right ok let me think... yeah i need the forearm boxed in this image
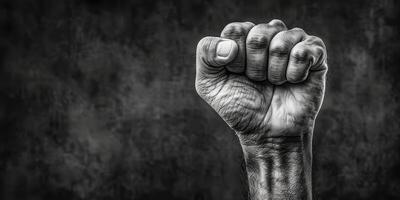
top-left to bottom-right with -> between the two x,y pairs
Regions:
195,18 -> 326,200
241,135 -> 312,200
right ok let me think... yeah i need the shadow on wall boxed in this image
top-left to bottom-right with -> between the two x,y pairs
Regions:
0,0 -> 399,199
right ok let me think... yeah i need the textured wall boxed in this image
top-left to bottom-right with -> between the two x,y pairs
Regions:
0,0 -> 399,199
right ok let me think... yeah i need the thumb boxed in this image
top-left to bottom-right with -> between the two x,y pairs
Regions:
196,36 -> 238,78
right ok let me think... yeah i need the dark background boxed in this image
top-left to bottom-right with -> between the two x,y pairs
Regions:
1,0 -> 399,199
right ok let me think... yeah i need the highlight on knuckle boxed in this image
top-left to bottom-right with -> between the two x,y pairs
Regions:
268,19 -> 286,29
247,35 -> 268,49
222,22 -> 248,37
290,27 -> 305,34
285,27 -> 306,40
307,36 -> 325,48
291,47 -> 310,62
270,40 -> 290,57
312,46 -> 324,58
197,37 -> 211,52
251,23 -> 269,32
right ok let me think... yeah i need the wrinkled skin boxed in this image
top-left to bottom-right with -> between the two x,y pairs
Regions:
195,19 -> 327,143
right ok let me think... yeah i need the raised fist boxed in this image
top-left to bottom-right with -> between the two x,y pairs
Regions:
195,19 -> 327,144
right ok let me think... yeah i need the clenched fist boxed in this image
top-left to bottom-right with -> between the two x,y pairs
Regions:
195,19 -> 327,144
195,19 -> 327,199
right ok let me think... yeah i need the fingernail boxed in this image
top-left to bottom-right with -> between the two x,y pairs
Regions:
217,40 -> 234,58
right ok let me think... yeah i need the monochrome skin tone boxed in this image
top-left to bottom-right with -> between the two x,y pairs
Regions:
195,19 -> 327,200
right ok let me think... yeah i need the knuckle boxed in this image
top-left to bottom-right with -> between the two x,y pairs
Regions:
199,36 -> 212,43
307,35 -> 322,42
270,40 -> 290,56
247,35 -> 268,49
288,27 -> 307,39
291,47 -> 310,62
244,21 -> 256,27
197,37 -> 220,66
306,35 -> 325,48
197,37 -> 212,51
304,36 -> 327,64
251,23 -> 269,33
290,27 -> 305,33
314,46 -> 325,57
268,19 -> 287,29
222,22 -> 253,37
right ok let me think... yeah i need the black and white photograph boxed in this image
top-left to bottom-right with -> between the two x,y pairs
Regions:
0,0 -> 399,199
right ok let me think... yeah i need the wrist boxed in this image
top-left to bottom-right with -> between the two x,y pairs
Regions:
240,135 -> 313,200
237,123 -> 314,146
240,136 -> 310,170
241,136 -> 304,155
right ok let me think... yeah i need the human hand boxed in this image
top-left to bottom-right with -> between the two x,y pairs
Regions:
195,19 -> 327,144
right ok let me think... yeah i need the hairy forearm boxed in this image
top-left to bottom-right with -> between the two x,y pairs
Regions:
241,135 -> 312,200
